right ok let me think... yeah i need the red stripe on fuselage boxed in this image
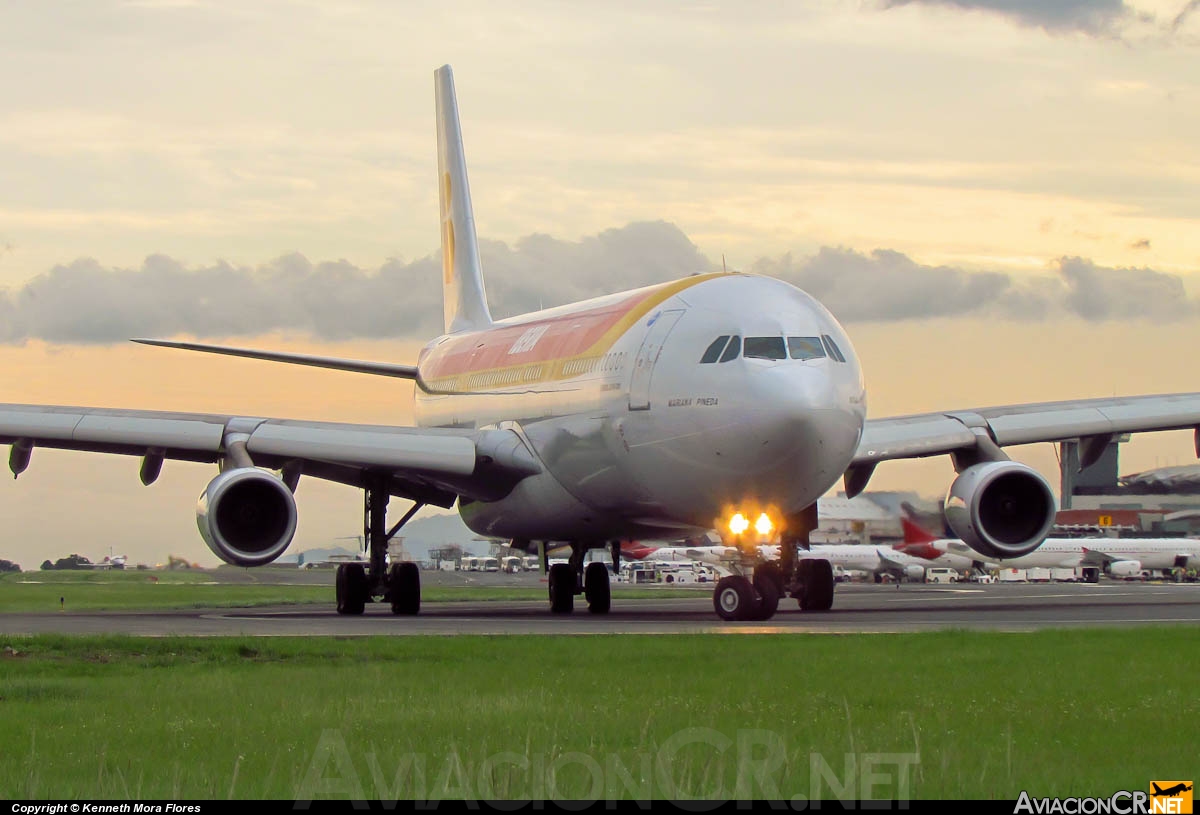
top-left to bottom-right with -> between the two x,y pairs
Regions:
419,276 -> 719,380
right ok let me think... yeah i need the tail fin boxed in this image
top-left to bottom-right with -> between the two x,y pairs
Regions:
901,516 -> 939,545
620,541 -> 658,560
435,65 -> 493,334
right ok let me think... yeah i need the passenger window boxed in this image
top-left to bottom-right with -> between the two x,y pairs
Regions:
743,337 -> 787,360
821,335 -> 846,363
700,336 -> 730,364
787,337 -> 826,361
719,335 -> 741,363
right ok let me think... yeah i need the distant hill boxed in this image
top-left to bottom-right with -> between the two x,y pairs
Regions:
283,512 -> 495,565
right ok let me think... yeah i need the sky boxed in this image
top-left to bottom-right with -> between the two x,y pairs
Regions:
2,0 -> 1200,567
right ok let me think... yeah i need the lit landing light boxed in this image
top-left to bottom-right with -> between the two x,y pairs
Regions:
729,513 -> 750,536
755,513 -> 773,537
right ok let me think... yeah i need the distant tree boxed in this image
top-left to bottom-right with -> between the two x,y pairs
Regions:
40,559 -> 54,571
430,544 -> 465,569
0,559 -> 20,573
51,554 -> 92,570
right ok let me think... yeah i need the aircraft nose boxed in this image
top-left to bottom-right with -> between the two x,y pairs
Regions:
744,363 -> 863,472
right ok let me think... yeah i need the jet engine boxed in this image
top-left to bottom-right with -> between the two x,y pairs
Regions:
196,468 -> 298,566
944,461 -> 1056,560
904,564 -> 927,581
1107,560 -> 1143,579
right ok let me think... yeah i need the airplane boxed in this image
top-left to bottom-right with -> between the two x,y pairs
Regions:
625,540 -> 935,586
896,516 -> 994,573
6,64 -> 1200,622
84,555 -> 128,570
1151,783 -> 1192,797
899,516 -> 1200,579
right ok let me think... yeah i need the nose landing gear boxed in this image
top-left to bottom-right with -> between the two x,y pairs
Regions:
710,502 -> 835,621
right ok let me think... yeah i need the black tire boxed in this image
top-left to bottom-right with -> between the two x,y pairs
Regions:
336,563 -> 368,615
751,565 -> 782,620
548,563 -> 575,614
794,559 -> 811,607
389,562 -> 421,615
584,562 -> 611,615
713,575 -> 755,621
800,558 -> 834,611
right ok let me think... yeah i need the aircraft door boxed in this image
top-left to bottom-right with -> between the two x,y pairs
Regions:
628,309 -> 685,411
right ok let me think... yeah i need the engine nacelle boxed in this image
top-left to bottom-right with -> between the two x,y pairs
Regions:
944,461 -> 1056,560
904,564 -> 927,581
197,467 -> 298,566
1107,560 -> 1143,579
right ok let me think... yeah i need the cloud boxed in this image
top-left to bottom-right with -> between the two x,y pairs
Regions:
881,0 -> 1133,35
0,222 -> 711,344
1171,0 -> 1200,32
1055,256 -> 1195,320
752,248 -> 1198,323
1,221 -> 1196,344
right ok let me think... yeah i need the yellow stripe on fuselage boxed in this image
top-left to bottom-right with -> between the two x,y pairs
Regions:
420,272 -> 729,394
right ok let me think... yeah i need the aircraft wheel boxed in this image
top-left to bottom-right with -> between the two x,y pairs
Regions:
389,562 -> 421,615
548,563 -> 575,614
800,559 -> 834,611
336,563 -> 368,615
713,575 -> 755,621
751,565 -> 782,620
584,562 -> 611,614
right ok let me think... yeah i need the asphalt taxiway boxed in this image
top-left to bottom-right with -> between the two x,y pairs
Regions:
2,581 -> 1198,636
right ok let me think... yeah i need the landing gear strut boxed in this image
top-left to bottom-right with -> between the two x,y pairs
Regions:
546,541 -> 612,615
335,473 -> 424,616
710,502 -> 835,621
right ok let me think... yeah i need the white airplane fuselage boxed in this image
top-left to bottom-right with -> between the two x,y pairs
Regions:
412,273 -> 867,542
930,537 -> 1200,570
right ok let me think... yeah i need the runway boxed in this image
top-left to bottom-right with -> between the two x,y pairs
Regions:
3,581 -> 1199,636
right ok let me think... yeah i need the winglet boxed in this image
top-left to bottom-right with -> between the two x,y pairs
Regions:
435,65 -> 493,334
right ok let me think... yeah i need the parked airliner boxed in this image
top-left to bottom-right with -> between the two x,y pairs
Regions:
909,523 -> 1200,579
6,65 -> 1200,621
624,541 -> 935,585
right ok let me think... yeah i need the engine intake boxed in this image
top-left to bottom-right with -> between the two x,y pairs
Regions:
197,467 -> 298,566
944,461 -> 1056,560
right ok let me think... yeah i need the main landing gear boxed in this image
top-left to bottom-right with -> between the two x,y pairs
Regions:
545,541 -> 617,615
335,473 -> 425,616
711,503 -> 835,622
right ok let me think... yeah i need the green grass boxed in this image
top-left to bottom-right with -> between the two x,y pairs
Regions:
0,630 -> 1195,800
0,571 -> 707,612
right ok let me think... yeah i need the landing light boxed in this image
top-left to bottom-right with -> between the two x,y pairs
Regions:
755,513 -> 773,537
729,513 -> 750,536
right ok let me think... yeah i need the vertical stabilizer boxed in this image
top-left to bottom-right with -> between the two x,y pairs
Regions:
435,65 -> 493,334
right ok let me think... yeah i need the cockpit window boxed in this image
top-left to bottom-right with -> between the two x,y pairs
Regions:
787,337 -> 826,361
719,335 -> 741,363
822,334 -> 847,363
699,336 -> 730,364
743,336 -> 787,360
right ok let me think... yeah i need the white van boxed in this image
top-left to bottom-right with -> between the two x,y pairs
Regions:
924,567 -> 959,584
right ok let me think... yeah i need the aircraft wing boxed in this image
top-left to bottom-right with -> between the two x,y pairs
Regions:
1078,548 -> 1115,566
847,392 -> 1200,495
0,403 -> 541,507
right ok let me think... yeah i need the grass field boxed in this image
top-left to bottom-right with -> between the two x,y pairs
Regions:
1,630 -> 1195,800
0,571 -> 708,612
